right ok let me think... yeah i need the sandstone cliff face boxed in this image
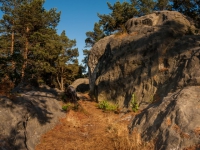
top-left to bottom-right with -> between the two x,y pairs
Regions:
88,11 -> 200,149
88,11 -> 199,107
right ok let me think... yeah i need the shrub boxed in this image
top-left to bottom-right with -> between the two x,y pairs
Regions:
130,94 -> 139,112
98,100 -> 118,111
62,103 -> 71,111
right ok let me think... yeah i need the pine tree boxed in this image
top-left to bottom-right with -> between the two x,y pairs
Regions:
0,0 -> 81,88
85,22 -> 104,47
98,1 -> 138,35
155,0 -> 170,10
131,0 -> 156,16
0,0 -> 23,56
0,0 -> 24,82
54,31 -> 79,90
13,0 -> 61,82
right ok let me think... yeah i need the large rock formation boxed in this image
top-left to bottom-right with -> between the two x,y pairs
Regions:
88,11 -> 199,107
88,11 -> 200,149
0,88 -> 65,150
70,78 -> 89,93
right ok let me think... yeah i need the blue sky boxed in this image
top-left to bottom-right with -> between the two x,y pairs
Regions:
0,0 -> 127,64
43,0 -> 126,64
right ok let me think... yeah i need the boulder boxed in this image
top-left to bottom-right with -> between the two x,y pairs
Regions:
88,11 -> 200,108
0,90 -> 65,150
129,86 -> 200,149
70,78 -> 89,93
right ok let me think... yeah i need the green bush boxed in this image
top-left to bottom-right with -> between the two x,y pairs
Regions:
130,94 -> 139,112
62,103 -> 71,111
98,100 -> 118,111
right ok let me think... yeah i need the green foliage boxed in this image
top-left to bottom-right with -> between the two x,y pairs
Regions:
155,0 -> 171,10
130,94 -> 139,112
85,22 -> 105,47
98,100 -> 118,111
62,102 -> 79,112
83,1 -> 138,73
62,103 -> 71,111
81,49 -> 90,74
0,0 -> 80,89
98,1 -> 138,35
131,0 -> 156,16
54,30 -> 79,90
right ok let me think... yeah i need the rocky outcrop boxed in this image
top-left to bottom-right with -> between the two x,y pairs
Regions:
129,86 -> 200,149
70,78 -> 89,93
0,89 -> 65,150
88,11 -> 199,107
88,11 -> 200,149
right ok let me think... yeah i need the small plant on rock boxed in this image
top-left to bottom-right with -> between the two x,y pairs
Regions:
130,94 -> 139,112
149,95 -> 154,103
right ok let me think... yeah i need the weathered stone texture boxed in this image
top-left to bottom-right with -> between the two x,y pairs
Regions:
0,90 -> 65,150
88,11 -> 199,108
129,86 -> 200,149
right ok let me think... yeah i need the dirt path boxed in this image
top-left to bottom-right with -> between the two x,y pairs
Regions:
35,93 -> 152,150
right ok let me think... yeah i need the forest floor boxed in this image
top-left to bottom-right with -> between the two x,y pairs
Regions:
35,92 -> 154,150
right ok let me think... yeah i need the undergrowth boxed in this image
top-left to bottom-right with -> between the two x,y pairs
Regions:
62,103 -> 71,111
97,100 -> 118,111
62,102 -> 79,111
130,94 -> 139,112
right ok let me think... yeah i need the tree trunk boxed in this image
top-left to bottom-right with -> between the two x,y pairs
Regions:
56,76 -> 64,91
21,27 -> 29,79
56,67 -> 65,91
11,30 -> 15,69
61,76 -> 64,91
11,30 -> 14,55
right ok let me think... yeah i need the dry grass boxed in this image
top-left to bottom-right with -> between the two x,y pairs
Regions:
114,31 -> 138,39
109,124 -> 154,150
36,93 -> 155,150
114,32 -> 129,39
